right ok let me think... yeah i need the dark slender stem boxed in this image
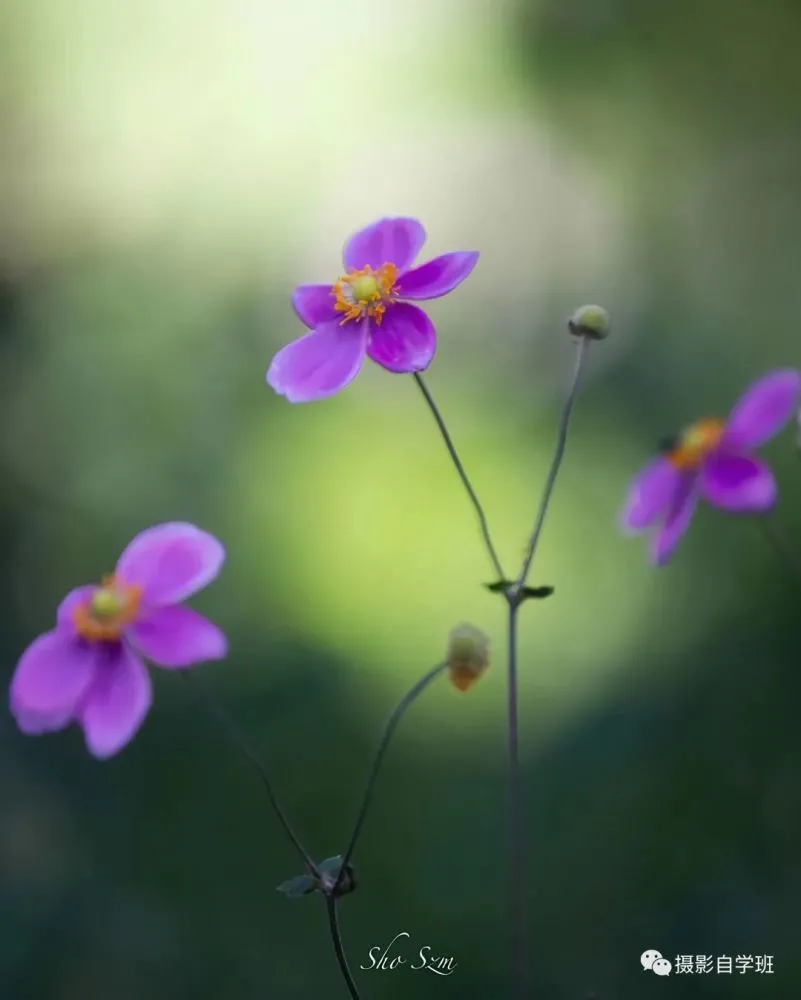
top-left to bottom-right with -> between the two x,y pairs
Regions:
759,515 -> 801,587
414,373 -> 506,582
326,663 -> 447,996
513,336 -> 590,592
502,334 -> 591,1000
180,672 -> 318,876
505,600 -> 527,1000
326,896 -> 362,1000
334,661 -> 448,892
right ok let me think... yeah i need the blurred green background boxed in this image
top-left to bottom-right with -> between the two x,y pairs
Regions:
2,0 -> 801,997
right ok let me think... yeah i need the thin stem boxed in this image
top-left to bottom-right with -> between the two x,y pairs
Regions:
503,335 -> 591,1000
326,896 -> 362,1000
414,373 -> 506,582
334,661 -> 448,891
514,336 -> 590,592
505,601 -> 527,1000
180,672 -> 318,876
758,515 -> 801,587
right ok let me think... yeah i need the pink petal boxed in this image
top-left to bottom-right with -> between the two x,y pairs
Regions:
57,585 -> 96,632
700,453 -> 777,511
78,644 -> 152,759
13,707 -> 68,736
342,217 -> 426,273
116,523 -> 226,607
619,457 -> 681,532
397,252 -> 479,300
129,606 -> 227,668
291,284 -> 337,328
266,320 -> 367,403
723,369 -> 801,449
650,473 -> 699,566
9,630 -> 95,734
366,303 -> 437,374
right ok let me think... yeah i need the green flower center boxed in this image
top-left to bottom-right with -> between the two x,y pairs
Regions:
350,275 -> 379,302
332,264 -> 400,327
90,587 -> 125,620
664,417 -> 725,470
73,574 -> 143,642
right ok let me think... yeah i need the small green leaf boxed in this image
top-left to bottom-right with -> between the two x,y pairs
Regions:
483,580 -> 555,600
317,855 -> 344,874
276,874 -> 317,898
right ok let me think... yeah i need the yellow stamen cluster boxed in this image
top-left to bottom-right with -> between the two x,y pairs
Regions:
665,418 -> 725,471
331,263 -> 400,326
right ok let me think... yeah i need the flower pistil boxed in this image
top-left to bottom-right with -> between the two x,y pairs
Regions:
662,417 -> 725,471
73,575 -> 143,642
332,263 -> 399,326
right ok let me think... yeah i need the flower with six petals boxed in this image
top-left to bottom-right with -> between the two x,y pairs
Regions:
267,216 -> 479,403
9,522 -> 227,759
621,369 -> 801,565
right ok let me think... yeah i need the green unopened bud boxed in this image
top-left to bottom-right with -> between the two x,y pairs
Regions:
568,304 -> 610,341
446,623 -> 490,692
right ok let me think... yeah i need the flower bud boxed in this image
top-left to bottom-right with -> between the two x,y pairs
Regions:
568,304 -> 610,341
446,623 -> 490,692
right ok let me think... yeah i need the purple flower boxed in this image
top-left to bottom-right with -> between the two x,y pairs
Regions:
267,216 -> 479,403
9,523 -> 227,759
621,369 -> 801,566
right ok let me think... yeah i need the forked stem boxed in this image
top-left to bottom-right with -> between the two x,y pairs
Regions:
325,661 -> 447,998
505,334 -> 592,1000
